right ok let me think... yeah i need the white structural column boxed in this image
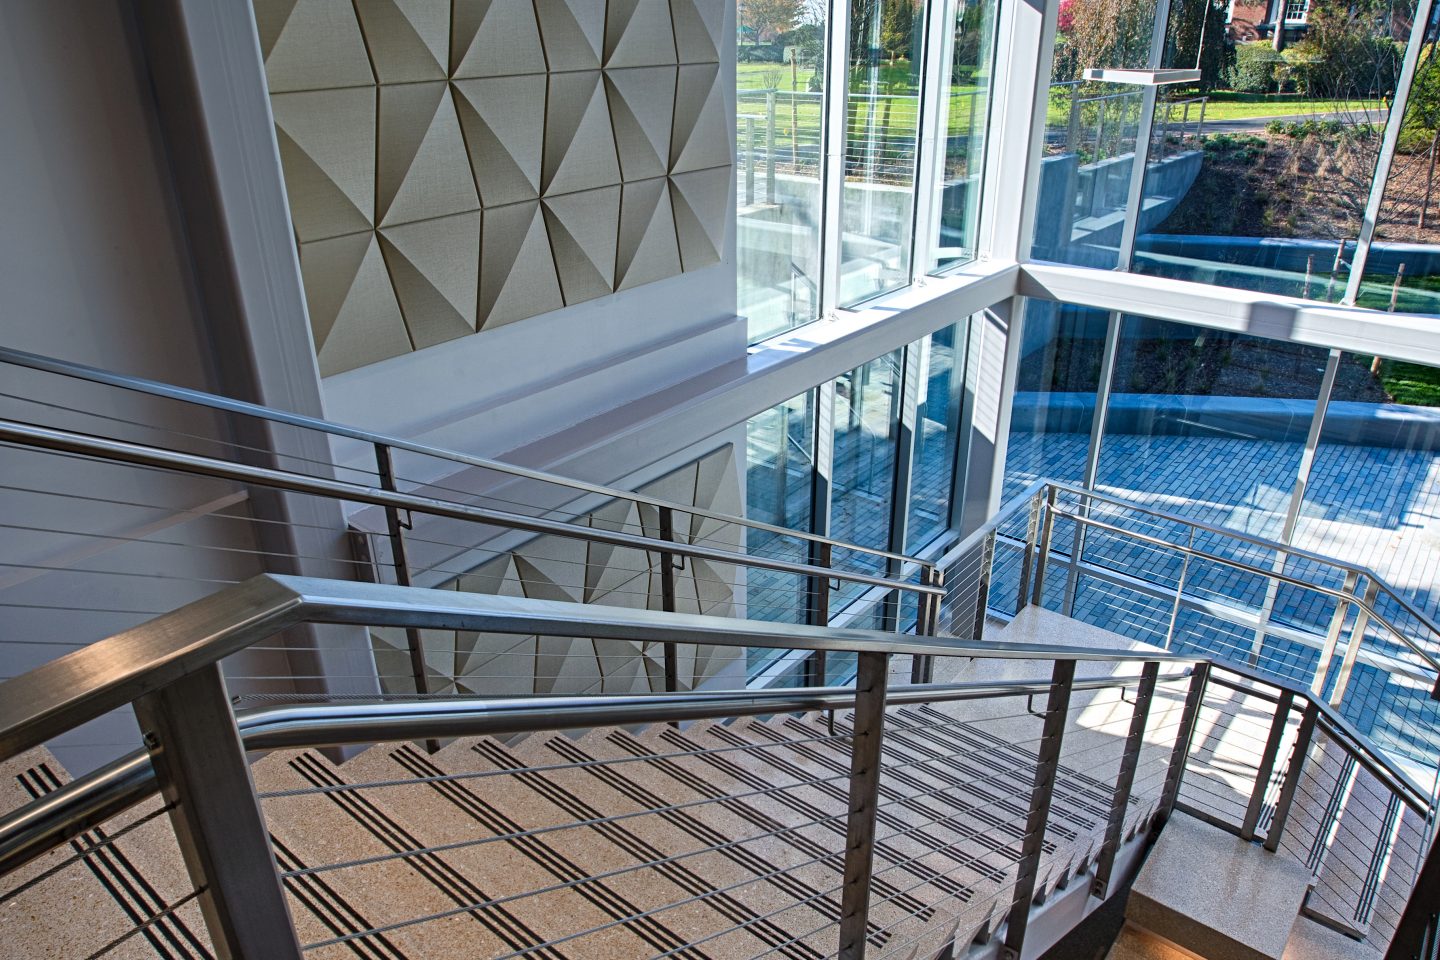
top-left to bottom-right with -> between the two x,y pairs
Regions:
911,0 -> 959,279
1343,0 -> 1439,305
978,0 -> 1060,262
820,0 -> 857,316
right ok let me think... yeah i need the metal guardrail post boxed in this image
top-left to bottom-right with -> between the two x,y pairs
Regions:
1031,487 -> 1057,609
807,542 -> 833,686
744,116 -> 757,205
1242,689 -> 1295,840
374,444 -> 440,752
1330,579 -> 1381,708
1163,527 -> 1195,649
972,531 -> 994,642
838,651 -> 889,960
911,565 -> 942,684
659,506 -> 680,693
134,664 -> 303,960
1066,91 -> 1081,152
1001,659 -> 1076,960
1159,661 -> 1210,823
1093,661 -> 1159,899
1312,570 -> 1360,698
1015,494 -> 1043,616
765,91 -> 777,202
1265,700 -> 1319,852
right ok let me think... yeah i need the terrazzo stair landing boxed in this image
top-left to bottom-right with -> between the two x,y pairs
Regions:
0,694 -> 1168,959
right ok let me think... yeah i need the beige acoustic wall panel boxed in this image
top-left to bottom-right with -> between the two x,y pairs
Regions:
254,0 -> 730,376
370,445 -> 743,697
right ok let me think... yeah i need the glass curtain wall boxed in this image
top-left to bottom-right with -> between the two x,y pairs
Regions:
741,324 -> 973,680
930,0 -> 1001,271
839,0 -> 927,305
1291,352 -> 1440,765
737,0 -> 828,343
1002,302 -> 1107,501
1031,0 -> 1157,267
907,323 -> 966,549
1360,11 -> 1440,312
744,393 -> 816,636
1134,0 -> 1417,299
830,351 -> 905,608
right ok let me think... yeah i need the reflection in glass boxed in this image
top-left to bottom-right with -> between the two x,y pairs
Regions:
931,0 -> 1000,271
738,1 -> 828,342
839,0 -> 926,305
907,323 -> 966,549
1030,0 -> 1156,267
1003,302 -> 1106,500
1292,353 -> 1440,765
1095,317 -> 1326,537
745,392 -> 815,677
832,351 -> 904,606
1135,0 -> 1416,299
1360,12 -> 1440,312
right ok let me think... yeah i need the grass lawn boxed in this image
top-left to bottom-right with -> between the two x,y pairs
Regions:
1197,93 -> 1384,121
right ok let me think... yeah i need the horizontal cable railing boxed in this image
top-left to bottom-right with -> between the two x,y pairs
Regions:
0,357 -> 941,701
0,574 -> 1430,959
937,480 -> 1440,781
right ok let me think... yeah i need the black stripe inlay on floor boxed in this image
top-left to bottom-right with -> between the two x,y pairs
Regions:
544,736 -> 889,947
286,751 -> 568,959
472,738 -> 825,960
388,744 -> 711,960
604,729 -> 938,923
20,763 -> 211,960
667,725 -> 974,901
272,835 -> 407,960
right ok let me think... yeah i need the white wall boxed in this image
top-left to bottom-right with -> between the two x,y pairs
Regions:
0,1 -> 278,772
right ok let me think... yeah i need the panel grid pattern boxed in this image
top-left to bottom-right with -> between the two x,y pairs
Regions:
256,0 -> 732,375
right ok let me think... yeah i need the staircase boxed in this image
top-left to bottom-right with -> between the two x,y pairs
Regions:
2,610 -> 1187,960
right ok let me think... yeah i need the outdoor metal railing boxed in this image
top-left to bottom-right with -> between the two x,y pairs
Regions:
1151,96 -> 1209,162
0,574 -> 1430,958
936,480 -> 1440,779
0,346 -> 940,699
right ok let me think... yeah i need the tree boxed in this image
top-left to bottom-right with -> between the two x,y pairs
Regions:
739,0 -> 800,44
1165,0 -> 1233,92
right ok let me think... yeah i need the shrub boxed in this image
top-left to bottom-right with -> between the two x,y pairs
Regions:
1229,42 -> 1285,94
1265,119 -> 1287,134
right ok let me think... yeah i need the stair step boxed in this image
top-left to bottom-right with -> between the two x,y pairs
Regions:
0,747 -> 210,960
1126,812 -> 1311,960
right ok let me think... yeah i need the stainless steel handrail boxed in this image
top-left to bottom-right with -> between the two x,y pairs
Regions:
0,671 -> 1191,877
0,345 -> 920,567
1047,504 -> 1440,677
0,419 -> 942,603
942,479 -> 1440,679
1045,479 -> 1440,656
0,573 -> 1192,761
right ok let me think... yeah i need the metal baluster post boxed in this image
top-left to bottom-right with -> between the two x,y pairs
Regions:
838,651 -> 889,960
1158,662 -> 1211,825
659,506 -> 680,693
1242,690 -> 1296,840
135,664 -> 303,960
745,116 -> 757,205
1015,494 -> 1042,616
1330,579 -> 1381,708
972,530 -> 994,642
1001,659 -> 1076,960
1092,661 -> 1160,899
1030,487 -> 1057,609
1164,528 -> 1195,649
1311,570 -> 1360,698
1265,700 -> 1319,852
765,91 -> 777,202
911,565 -> 942,684
374,444 -> 438,753
807,541 -> 833,686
